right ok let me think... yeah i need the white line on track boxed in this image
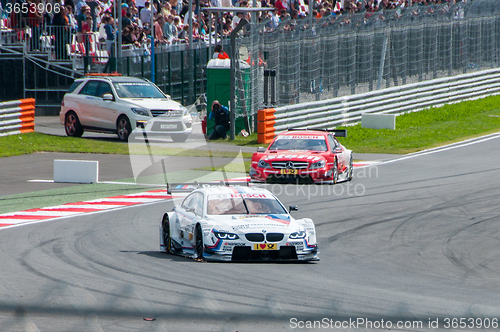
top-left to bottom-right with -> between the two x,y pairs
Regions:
356,131 -> 500,168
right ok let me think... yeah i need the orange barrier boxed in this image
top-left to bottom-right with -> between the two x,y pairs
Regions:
257,108 -> 276,144
0,98 -> 36,136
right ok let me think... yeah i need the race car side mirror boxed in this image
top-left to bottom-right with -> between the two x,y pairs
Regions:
289,205 -> 299,212
257,147 -> 266,153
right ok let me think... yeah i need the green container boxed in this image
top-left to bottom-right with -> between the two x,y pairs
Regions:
206,58 -> 251,138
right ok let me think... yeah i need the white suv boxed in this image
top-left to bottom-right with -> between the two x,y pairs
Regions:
60,75 -> 193,142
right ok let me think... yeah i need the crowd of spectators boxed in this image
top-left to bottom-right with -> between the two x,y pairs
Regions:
0,0 -> 471,57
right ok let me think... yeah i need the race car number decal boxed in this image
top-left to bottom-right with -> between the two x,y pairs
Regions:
280,169 -> 298,175
253,243 -> 278,250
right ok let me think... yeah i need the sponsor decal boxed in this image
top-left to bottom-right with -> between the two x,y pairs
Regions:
231,221 -> 289,231
287,241 -> 305,251
266,154 -> 322,161
208,193 -> 273,200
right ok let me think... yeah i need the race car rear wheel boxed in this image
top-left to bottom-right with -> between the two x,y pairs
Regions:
195,223 -> 204,260
162,214 -> 171,253
347,156 -> 353,181
332,158 -> 338,184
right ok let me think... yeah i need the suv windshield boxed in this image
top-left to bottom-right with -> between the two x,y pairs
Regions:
113,82 -> 166,99
269,136 -> 327,151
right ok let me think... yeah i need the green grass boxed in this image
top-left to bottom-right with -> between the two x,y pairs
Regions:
0,133 -> 253,159
226,95 -> 500,154
2,95 -> 500,158
336,97 -> 500,154
211,132 -> 261,147
0,183 -> 163,215
195,161 -> 252,173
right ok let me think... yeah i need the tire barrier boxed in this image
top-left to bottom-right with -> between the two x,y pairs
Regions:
0,98 -> 36,137
256,68 -> 500,141
257,108 -> 276,144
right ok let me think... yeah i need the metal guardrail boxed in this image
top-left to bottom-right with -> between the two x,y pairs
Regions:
0,98 -> 35,137
270,68 -> 500,133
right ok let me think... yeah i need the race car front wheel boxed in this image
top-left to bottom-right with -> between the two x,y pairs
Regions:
162,214 -> 171,253
195,223 -> 204,260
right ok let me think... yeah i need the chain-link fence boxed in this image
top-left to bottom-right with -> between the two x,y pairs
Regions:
233,0 -> 500,126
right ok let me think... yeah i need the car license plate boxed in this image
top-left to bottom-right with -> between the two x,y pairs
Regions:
280,169 -> 297,175
253,243 -> 278,250
160,124 -> 177,129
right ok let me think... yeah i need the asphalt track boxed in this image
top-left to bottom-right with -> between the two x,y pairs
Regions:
2,124 -> 500,330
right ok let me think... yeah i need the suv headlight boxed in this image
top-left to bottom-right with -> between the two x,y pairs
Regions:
310,160 -> 326,169
131,108 -> 150,116
214,231 -> 239,240
289,231 -> 306,239
258,160 -> 272,169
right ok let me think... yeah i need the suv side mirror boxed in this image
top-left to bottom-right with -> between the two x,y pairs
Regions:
257,147 -> 266,153
102,93 -> 113,101
289,205 -> 299,212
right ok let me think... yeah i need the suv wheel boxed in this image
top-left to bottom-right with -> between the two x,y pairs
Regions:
117,116 -> 132,142
64,112 -> 84,137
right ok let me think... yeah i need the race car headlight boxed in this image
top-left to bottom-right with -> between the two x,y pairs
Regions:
214,231 -> 239,240
289,231 -> 306,239
258,160 -> 272,169
131,108 -> 150,116
310,160 -> 326,169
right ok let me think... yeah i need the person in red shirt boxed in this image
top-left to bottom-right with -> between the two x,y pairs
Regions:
213,44 -> 229,59
274,0 -> 286,13
81,16 -> 93,61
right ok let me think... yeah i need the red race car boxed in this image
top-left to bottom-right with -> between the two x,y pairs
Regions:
249,129 -> 353,184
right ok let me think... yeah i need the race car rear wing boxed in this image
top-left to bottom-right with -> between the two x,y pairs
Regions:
166,180 -> 249,194
287,128 -> 347,137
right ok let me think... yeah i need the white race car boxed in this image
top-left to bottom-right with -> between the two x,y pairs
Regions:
159,186 -> 319,262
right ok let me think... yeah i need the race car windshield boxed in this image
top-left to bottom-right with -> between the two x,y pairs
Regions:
207,196 -> 287,215
113,82 -> 166,99
269,138 -> 327,151
244,198 -> 287,214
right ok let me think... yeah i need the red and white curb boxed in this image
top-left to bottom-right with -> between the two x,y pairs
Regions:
0,190 -> 188,228
353,161 -> 381,168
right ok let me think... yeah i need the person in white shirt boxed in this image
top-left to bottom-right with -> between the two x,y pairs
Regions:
136,0 -> 146,12
140,1 -> 152,26
183,3 -> 196,25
